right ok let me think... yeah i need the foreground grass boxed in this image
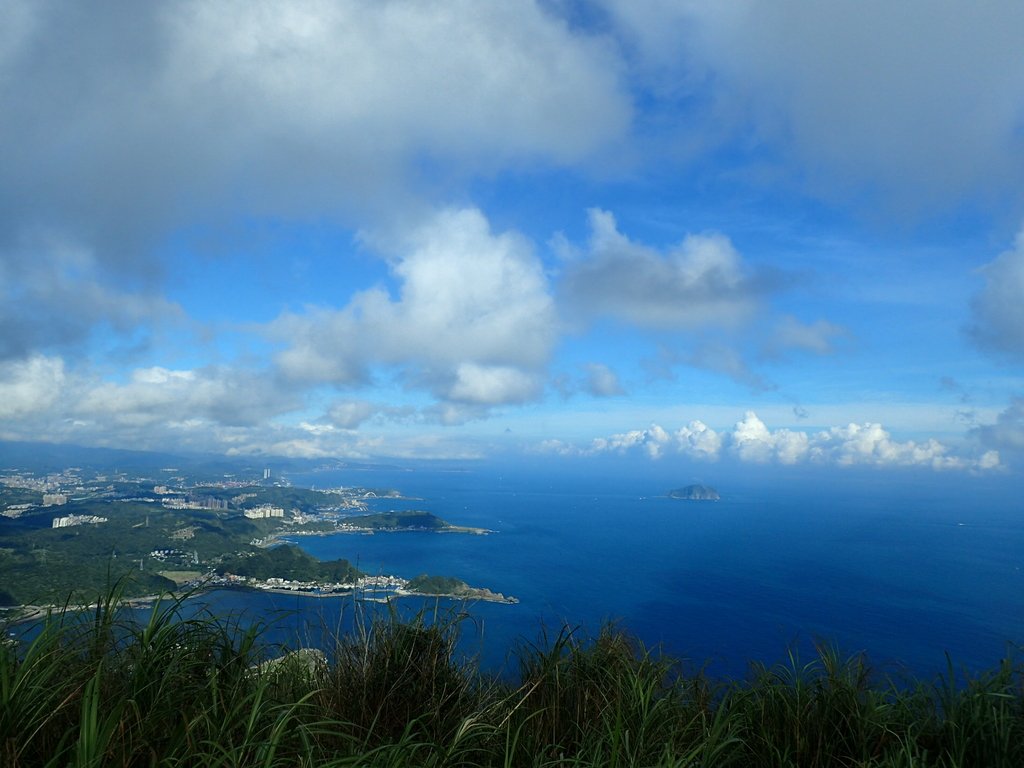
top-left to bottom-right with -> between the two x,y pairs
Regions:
1,589 -> 1021,767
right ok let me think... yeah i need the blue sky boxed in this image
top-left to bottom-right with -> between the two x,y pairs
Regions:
1,0 -> 1023,475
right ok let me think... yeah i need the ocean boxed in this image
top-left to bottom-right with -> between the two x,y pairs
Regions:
187,461 -> 1024,681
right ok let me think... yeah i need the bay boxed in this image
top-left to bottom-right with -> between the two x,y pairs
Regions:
186,462 -> 1024,681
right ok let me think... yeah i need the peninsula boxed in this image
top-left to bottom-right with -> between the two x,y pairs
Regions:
212,545 -> 516,604
338,510 -> 492,535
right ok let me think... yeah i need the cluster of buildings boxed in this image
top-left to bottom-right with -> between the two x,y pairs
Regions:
52,513 -> 108,528
161,496 -> 229,511
148,548 -> 199,564
243,504 -> 286,519
214,572 -> 407,596
1,504 -> 33,519
0,470 -> 82,493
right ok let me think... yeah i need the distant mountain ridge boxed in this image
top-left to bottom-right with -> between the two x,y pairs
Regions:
0,439 -> 397,476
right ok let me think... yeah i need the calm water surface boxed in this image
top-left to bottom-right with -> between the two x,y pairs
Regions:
187,463 -> 1024,680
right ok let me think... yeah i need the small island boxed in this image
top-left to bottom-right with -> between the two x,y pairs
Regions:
668,484 -> 720,501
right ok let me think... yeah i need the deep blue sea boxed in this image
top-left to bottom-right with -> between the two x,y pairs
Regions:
185,461 -> 1024,681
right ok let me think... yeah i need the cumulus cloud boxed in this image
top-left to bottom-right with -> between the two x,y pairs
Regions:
969,228 -> 1024,361
560,209 -> 768,330
586,422 -> 716,461
731,411 -> 808,464
205,420 -> 488,461
74,366 -> 299,430
273,208 -> 556,406
0,358 -> 311,452
600,0 -> 1024,212
552,410 -> 1000,472
806,421 -> 977,470
590,424 -> 672,459
445,364 -> 543,406
0,358 -> 488,459
0,355 -> 65,418
674,420 -> 722,459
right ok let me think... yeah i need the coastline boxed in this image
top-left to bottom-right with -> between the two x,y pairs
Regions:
2,578 -> 518,629
395,587 -> 519,605
2,588 -> 211,627
262,523 -> 494,548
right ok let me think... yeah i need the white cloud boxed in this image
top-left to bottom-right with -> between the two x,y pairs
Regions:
0,233 -> 181,361
600,0 -> 1024,211
969,228 -> 1024,361
0,355 -> 65,418
589,425 -> 671,460
644,424 -> 671,458
273,207 -> 556,406
533,438 -> 578,457
420,402 -> 492,427
0,0 -> 630,367
0,358 -> 490,458
731,411 -> 808,464
687,343 -> 775,392
326,400 -> 381,430
561,209 -> 765,330
563,410 -> 1000,472
446,364 -> 542,406
170,0 -> 628,165
675,420 -> 722,459
74,366 -> 296,430
0,360 -> 308,453
973,397 -> 1024,454
584,363 -> 625,397
0,1 -> 629,262
768,316 -> 846,356
216,423 -> 490,460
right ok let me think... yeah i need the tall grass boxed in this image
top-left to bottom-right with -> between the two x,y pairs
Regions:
1,589 -> 1021,766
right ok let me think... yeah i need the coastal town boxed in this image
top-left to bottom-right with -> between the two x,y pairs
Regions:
0,455 -> 514,612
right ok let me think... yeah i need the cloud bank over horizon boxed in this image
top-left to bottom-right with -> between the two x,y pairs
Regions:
540,411 -> 1001,473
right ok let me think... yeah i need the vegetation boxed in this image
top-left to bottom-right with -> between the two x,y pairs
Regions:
229,486 -> 343,513
344,510 -> 448,530
2,586 -> 1022,767
0,477 -> 463,605
215,544 -> 363,584
0,500 -> 260,604
406,574 -> 469,594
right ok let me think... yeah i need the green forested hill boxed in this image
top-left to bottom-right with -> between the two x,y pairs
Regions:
215,545 -> 363,583
343,510 -> 447,530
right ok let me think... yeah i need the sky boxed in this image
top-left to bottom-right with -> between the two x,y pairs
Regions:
1,0 -> 1024,476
